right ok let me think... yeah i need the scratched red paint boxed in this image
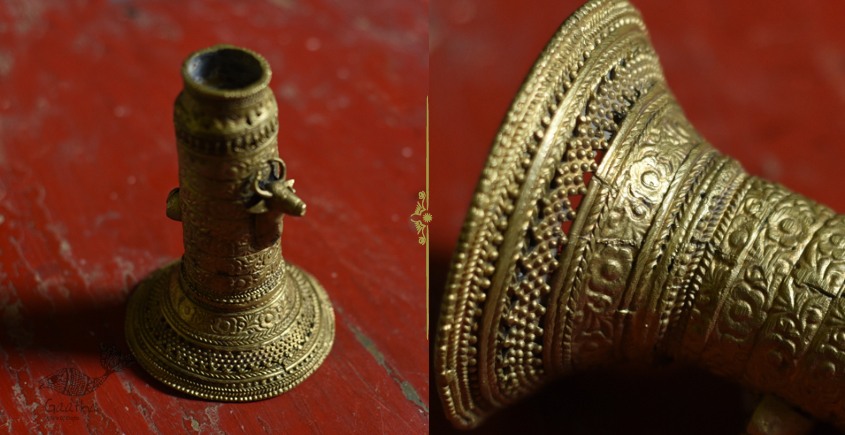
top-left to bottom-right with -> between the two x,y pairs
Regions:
430,0 -> 845,434
0,0 -> 427,434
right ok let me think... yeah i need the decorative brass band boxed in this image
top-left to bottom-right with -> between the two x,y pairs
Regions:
126,263 -> 333,401
126,45 -> 334,401
435,0 -> 845,429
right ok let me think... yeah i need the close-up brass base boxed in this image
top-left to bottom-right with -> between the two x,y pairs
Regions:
436,0 -> 845,431
126,261 -> 334,401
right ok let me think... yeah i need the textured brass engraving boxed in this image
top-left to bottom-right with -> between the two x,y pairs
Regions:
126,45 -> 334,401
435,0 -> 845,430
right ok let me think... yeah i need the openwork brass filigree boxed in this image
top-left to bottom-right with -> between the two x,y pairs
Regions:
435,0 -> 845,430
126,45 -> 334,401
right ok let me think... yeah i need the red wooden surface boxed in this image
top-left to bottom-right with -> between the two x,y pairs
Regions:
430,0 -> 845,434
0,1 -> 428,434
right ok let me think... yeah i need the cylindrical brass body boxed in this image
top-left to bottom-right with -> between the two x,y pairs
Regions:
174,47 -> 284,307
435,0 -> 845,430
126,45 -> 334,402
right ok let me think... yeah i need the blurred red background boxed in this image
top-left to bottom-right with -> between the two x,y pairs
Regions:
430,0 -> 845,433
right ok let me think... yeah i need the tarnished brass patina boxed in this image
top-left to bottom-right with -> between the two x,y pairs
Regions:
126,45 -> 334,401
436,0 -> 845,431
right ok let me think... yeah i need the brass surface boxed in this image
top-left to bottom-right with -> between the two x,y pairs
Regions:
435,0 -> 845,430
126,45 -> 334,401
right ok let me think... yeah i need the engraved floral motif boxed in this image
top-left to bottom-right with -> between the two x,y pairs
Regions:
208,304 -> 285,336
766,204 -> 815,249
759,285 -> 824,378
719,266 -> 767,343
587,245 -> 634,296
576,244 -> 634,362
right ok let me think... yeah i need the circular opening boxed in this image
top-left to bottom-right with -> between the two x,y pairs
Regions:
184,47 -> 267,92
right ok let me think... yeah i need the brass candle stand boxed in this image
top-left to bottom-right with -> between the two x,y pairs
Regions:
435,0 -> 845,431
126,45 -> 334,401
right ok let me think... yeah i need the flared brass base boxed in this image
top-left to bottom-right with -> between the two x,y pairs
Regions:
126,261 -> 334,401
436,0 -> 845,431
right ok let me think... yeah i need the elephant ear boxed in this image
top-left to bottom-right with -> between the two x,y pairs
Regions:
247,200 -> 269,214
249,175 -> 271,214
268,158 -> 287,181
166,188 -> 181,221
